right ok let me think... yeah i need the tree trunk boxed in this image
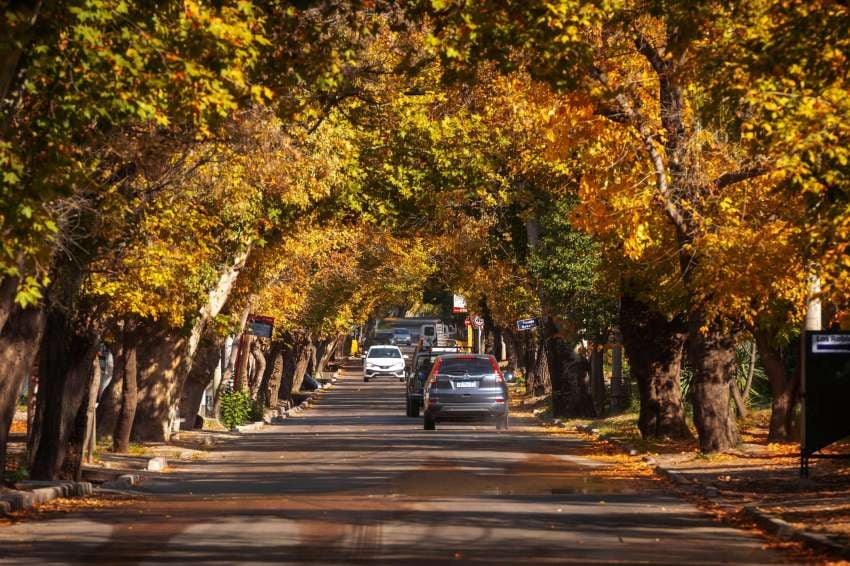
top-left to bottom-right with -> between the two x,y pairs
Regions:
28,309 -> 99,481
590,342 -> 606,414
0,275 -> 19,336
113,336 -> 138,453
502,329 -> 519,373
0,306 -> 45,481
525,329 -> 551,397
610,331 -> 627,412
688,316 -> 739,452
234,334 -> 253,391
523,330 -> 545,395
133,249 -> 250,442
291,336 -> 314,394
315,337 -> 337,377
305,338 -> 318,378
620,294 -> 691,440
543,316 -> 579,416
262,341 -> 285,408
730,378 -> 748,419
248,344 -> 266,400
82,357 -> 100,469
96,346 -> 124,441
754,330 -> 796,442
130,322 -> 187,442
568,343 -> 597,418
179,336 -> 221,428
214,335 -> 241,414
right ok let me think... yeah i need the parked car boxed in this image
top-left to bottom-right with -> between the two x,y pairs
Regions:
406,347 -> 459,417
422,354 -> 513,430
390,327 -> 412,346
363,345 -> 407,382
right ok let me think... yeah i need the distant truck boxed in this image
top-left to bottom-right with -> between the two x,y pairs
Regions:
372,317 -> 457,348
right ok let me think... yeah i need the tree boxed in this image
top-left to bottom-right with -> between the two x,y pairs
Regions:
418,0 -> 849,451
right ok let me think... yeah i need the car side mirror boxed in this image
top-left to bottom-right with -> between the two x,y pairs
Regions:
503,371 -> 515,383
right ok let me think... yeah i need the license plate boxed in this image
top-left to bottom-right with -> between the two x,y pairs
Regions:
454,381 -> 477,388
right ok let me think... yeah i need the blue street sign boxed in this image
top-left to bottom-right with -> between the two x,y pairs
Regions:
516,318 -> 537,331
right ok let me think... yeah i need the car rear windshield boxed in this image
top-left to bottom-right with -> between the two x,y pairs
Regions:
415,356 -> 438,372
437,357 -> 494,375
368,348 -> 401,359
394,328 -> 410,335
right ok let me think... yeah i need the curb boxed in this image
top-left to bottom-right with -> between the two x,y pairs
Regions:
0,481 -> 93,516
233,421 -> 265,433
653,465 -> 692,486
234,392 -> 321,432
100,474 -> 141,490
742,505 -> 850,560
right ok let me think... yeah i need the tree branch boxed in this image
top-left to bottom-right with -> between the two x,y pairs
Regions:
589,66 -> 690,238
633,29 -> 668,75
713,165 -> 770,190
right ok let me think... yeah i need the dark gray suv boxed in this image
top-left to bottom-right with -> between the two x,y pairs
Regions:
422,354 -> 512,430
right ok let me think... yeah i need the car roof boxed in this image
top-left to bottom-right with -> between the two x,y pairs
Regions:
415,348 -> 462,357
368,345 -> 401,351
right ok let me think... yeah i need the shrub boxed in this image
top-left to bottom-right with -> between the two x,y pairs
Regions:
219,389 -> 253,429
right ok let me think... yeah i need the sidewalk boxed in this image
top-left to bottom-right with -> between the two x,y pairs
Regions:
513,395 -> 850,563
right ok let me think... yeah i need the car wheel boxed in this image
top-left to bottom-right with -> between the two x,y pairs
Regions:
363,376 -> 369,383
405,397 -> 415,417
411,399 -> 421,417
424,414 -> 436,430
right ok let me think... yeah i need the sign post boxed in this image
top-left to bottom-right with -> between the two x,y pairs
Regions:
472,315 -> 484,354
801,331 -> 850,476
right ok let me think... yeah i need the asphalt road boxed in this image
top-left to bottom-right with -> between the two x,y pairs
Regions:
0,362 -> 788,565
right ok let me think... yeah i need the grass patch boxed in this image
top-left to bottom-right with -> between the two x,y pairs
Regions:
3,455 -> 28,484
123,443 -> 153,456
565,410 -> 699,454
95,437 -> 153,456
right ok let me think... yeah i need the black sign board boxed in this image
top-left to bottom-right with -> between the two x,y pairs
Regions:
248,315 -> 274,338
802,331 -> 850,475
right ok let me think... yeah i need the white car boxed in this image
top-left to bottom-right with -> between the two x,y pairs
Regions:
363,345 -> 406,382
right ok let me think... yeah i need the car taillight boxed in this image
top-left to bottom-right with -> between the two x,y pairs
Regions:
431,357 -> 442,374
495,398 -> 505,403
490,357 -> 504,383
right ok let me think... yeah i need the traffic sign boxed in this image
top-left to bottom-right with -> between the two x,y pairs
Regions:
248,315 -> 274,338
472,315 -> 485,329
452,294 -> 468,313
464,317 -> 471,327
516,318 -> 537,331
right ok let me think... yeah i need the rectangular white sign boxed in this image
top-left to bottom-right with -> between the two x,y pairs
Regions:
812,334 -> 850,354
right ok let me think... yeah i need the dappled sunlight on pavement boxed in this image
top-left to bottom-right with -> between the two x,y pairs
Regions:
0,362 -> 791,564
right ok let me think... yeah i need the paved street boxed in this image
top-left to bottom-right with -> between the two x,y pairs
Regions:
0,363 -> 786,565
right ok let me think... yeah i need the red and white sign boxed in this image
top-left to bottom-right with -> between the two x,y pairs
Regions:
464,317 -> 471,327
452,294 -> 468,313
